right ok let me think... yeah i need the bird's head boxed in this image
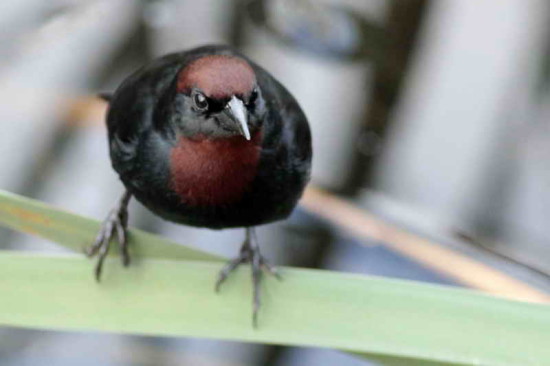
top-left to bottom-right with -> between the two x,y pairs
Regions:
166,54 -> 265,141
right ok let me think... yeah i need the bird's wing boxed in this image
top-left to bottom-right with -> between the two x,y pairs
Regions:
259,66 -> 312,168
106,54 -> 185,177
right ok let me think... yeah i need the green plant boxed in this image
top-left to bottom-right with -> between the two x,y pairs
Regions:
0,190 -> 549,366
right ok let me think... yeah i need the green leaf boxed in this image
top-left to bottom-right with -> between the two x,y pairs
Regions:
0,189 -> 549,365
0,189 -> 221,261
1,251 -> 549,366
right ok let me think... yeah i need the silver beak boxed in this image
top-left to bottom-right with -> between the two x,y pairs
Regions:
226,96 -> 251,140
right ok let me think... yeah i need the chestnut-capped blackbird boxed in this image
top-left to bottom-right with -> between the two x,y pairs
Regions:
86,45 -> 312,325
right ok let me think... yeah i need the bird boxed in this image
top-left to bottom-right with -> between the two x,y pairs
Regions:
86,44 -> 312,325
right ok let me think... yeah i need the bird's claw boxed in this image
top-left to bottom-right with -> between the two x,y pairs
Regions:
85,195 -> 130,282
215,242 -> 280,291
260,258 -> 281,280
215,229 -> 280,328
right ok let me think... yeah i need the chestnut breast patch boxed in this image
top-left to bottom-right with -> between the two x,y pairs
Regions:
170,133 -> 262,206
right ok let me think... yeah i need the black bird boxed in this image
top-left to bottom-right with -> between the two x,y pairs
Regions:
87,45 -> 312,325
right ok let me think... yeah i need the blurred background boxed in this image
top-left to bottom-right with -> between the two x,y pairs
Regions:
1,0 -> 549,365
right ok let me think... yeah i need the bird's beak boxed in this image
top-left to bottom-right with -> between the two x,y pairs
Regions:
225,96 -> 251,140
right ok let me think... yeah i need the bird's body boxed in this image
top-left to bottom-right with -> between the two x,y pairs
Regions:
88,45 -> 312,325
107,45 -> 311,228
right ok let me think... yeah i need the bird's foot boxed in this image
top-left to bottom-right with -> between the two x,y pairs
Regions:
215,228 -> 281,327
85,191 -> 131,281
215,243 -> 281,291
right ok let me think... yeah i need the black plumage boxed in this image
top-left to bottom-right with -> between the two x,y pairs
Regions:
88,45 -> 312,325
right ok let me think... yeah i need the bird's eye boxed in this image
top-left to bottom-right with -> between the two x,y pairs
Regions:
248,88 -> 259,105
193,92 -> 208,111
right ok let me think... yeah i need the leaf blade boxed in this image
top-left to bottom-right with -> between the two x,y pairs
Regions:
1,252 -> 549,366
0,189 -> 221,261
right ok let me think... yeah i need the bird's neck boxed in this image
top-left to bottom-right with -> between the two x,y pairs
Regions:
169,132 -> 262,206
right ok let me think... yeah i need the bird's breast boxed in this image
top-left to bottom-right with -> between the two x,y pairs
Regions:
169,132 -> 262,206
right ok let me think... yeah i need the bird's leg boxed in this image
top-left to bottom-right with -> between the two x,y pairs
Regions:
85,190 -> 132,281
215,227 -> 281,327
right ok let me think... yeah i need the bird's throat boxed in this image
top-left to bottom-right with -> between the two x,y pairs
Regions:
169,132 -> 262,206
